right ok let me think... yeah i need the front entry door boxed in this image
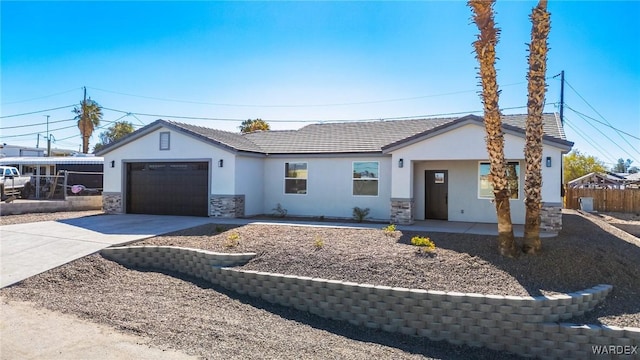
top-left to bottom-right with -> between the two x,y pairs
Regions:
425,170 -> 448,220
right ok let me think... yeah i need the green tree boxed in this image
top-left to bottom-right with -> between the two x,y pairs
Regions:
469,0 -> 518,258
93,121 -> 135,152
612,158 -> 633,173
563,150 -> 607,183
239,118 -> 270,134
72,98 -> 103,153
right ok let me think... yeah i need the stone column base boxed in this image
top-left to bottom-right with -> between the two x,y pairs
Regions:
102,192 -> 123,214
390,198 -> 414,225
210,195 -> 245,218
540,202 -> 563,232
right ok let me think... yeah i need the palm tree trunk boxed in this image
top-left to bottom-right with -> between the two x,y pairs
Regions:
469,0 -> 518,257
523,0 -> 551,254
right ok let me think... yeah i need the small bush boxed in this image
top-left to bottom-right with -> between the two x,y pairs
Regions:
224,232 -> 240,248
411,236 -> 436,253
352,207 -> 370,223
382,224 -> 396,236
272,203 -> 288,218
313,236 -> 324,250
215,225 -> 226,233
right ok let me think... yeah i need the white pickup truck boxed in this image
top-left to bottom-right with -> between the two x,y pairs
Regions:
0,166 -> 32,200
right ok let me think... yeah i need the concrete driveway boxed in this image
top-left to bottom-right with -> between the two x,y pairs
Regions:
0,214 -> 214,288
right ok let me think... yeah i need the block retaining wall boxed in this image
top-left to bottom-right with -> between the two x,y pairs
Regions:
100,246 -> 640,359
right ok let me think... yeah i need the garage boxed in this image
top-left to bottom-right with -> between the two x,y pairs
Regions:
126,162 -> 209,216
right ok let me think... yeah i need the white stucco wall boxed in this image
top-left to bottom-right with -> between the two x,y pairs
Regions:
235,156 -> 264,216
412,160 -> 525,224
390,123 -> 569,224
102,127 -> 235,195
262,156 -> 392,220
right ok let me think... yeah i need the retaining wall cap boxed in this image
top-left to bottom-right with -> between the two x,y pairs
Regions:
465,293 -> 485,298
602,325 -> 625,332
485,294 -> 505,300
374,285 -> 393,293
427,290 -> 447,295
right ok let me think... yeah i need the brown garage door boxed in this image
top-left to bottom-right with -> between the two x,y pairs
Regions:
126,162 -> 208,216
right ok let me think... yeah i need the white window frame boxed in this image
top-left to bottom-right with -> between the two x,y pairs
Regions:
478,161 -> 520,200
284,162 -> 308,195
352,161 -> 379,197
159,132 -> 170,150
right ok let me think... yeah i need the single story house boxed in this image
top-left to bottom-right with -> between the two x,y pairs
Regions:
95,113 -> 573,231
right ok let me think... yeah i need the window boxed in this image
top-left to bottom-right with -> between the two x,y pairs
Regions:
285,162 -> 307,194
159,132 -> 170,150
353,161 -> 379,196
479,161 -> 520,199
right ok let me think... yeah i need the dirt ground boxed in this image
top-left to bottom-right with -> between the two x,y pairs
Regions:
1,209 -> 639,359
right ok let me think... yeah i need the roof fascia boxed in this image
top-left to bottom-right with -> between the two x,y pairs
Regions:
265,151 -> 386,159
96,120 -> 244,156
383,116 -> 573,154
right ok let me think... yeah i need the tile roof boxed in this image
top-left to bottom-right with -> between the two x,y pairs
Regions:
241,113 -> 569,154
98,113 -> 571,156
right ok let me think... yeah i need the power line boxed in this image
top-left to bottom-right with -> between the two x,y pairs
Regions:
0,124 -> 79,139
0,105 -> 76,118
564,105 -> 640,141
88,81 -> 534,108
564,79 -> 639,155
566,104 -> 638,163
100,104 -> 538,123
563,116 -> 617,163
0,118 -> 75,130
1,88 -> 81,105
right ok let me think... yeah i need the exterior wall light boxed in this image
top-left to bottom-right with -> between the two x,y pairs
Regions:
110,160 -> 115,168
218,159 -> 224,168
546,156 -> 552,167
398,158 -> 404,168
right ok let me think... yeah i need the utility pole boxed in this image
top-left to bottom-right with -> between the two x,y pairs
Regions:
553,71 -> 565,125
559,70 -> 565,125
82,86 -> 87,153
45,115 -> 50,156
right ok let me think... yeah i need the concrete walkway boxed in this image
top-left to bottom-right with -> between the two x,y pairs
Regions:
202,217 -> 558,238
0,214 -> 214,288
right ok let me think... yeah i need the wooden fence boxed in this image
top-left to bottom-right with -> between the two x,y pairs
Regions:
565,188 -> 640,213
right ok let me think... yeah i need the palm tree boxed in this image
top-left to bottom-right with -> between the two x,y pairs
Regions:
73,98 -> 103,153
469,0 -> 518,257
239,118 -> 270,134
523,0 -> 551,254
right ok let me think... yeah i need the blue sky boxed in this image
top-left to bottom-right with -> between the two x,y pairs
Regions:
1,1 -> 638,168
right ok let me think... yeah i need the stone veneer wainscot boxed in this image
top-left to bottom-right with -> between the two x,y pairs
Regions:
102,192 -> 123,214
210,194 -> 245,217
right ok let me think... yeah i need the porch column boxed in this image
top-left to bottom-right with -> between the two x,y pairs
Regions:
390,156 -> 414,224
390,198 -> 414,225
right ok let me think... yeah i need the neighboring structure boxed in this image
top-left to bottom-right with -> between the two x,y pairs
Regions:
96,113 -> 573,230
0,144 -> 45,158
0,156 -> 104,198
567,171 -> 639,189
0,144 -> 77,158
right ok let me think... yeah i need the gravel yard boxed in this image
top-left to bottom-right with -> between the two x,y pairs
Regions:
2,209 -> 639,359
